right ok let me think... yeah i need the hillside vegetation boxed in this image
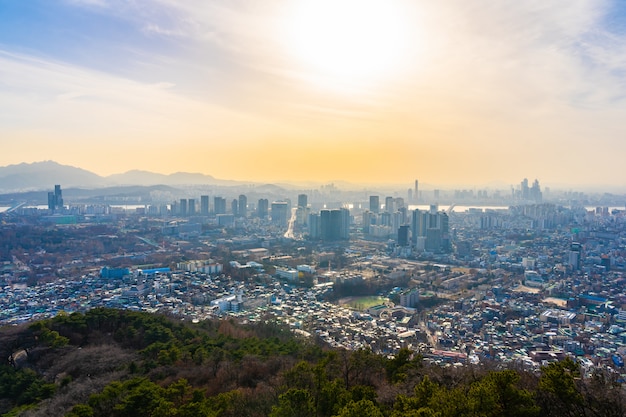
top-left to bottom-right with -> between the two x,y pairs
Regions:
0,308 -> 624,416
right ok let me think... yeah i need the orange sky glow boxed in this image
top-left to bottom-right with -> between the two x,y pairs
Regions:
1,1 -> 626,189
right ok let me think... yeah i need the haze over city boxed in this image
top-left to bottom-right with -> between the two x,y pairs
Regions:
1,1 -> 626,188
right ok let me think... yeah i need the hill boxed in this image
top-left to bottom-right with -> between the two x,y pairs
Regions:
0,161 -> 106,192
0,162 -> 240,193
0,308 -> 623,417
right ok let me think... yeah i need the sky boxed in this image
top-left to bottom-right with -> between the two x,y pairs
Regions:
1,0 -> 626,189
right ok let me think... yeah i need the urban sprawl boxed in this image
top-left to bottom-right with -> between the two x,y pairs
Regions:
2,179 -> 626,379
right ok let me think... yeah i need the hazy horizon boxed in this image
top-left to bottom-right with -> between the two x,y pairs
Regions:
2,160 -> 626,194
1,1 -> 626,188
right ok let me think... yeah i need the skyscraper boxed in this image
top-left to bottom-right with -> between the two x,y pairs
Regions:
320,208 -> 350,240
179,199 -> 188,216
385,196 -> 394,213
200,195 -> 209,215
47,184 -> 64,210
414,180 -> 419,202
238,194 -> 247,218
398,225 -> 409,246
214,197 -> 226,215
308,213 -> 320,239
188,198 -> 196,216
369,195 -> 380,213
231,199 -> 238,216
297,193 -> 308,208
412,208 -> 449,252
257,198 -> 269,218
271,201 -> 290,227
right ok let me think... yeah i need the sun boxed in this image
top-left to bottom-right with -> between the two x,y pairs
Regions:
283,0 -> 412,89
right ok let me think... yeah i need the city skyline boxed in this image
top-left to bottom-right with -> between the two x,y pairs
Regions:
1,1 -> 626,187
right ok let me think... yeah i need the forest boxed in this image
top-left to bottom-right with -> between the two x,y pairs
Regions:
0,308 -> 624,416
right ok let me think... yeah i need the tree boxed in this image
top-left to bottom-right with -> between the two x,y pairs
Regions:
537,358 -> 583,417
336,399 -> 384,417
467,370 -> 539,417
269,389 -> 315,417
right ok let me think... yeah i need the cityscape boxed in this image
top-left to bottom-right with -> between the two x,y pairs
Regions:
2,1 -> 626,415
2,173 -> 626,375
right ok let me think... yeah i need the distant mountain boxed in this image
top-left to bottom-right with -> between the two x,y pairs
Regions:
106,170 -> 232,186
0,161 -> 106,192
0,162 -> 242,193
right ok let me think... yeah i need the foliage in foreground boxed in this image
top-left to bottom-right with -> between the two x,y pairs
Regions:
0,308 -> 624,417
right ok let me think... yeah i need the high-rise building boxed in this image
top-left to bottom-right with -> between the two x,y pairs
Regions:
214,197 -> 226,215
200,195 -> 209,215
297,194 -> 308,208
385,196 -> 394,213
188,199 -> 196,216
238,194 -> 247,218
412,208 -> 449,252
369,196 -> 380,213
48,184 -> 64,210
320,208 -> 350,240
412,209 -> 428,243
271,201 -> 290,227
398,225 -> 409,246
179,199 -> 188,216
521,178 -> 529,200
362,211 -> 374,234
231,199 -> 238,216
414,180 -> 419,202
308,213 -> 321,239
257,198 -> 269,218
531,179 -> 542,202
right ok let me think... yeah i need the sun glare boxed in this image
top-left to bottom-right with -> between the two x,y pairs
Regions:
284,0 -> 412,89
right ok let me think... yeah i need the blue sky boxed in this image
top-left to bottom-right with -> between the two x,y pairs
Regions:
1,0 -> 626,189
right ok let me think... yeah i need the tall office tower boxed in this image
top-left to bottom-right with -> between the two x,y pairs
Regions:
257,198 -> 269,218
271,201 -> 290,227
238,194 -> 247,218
200,195 -> 209,215
47,192 -> 56,210
414,180 -> 419,202
398,225 -> 410,246
530,179 -> 542,202
48,184 -> 64,210
395,197 -> 405,209
385,196 -> 394,213
308,213 -> 321,239
188,199 -> 196,216
411,209 -> 429,244
231,199 -> 238,216
320,208 -> 350,240
521,178 -> 530,200
214,197 -> 226,215
369,195 -> 380,213
440,211 -> 450,252
407,189 -> 413,202
362,211 -> 373,234
54,185 -> 63,208
297,193 -> 308,208
419,209 -> 449,253
296,206 -> 310,226
179,199 -> 188,216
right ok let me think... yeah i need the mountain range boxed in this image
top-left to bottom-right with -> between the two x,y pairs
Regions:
0,161 -> 241,193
